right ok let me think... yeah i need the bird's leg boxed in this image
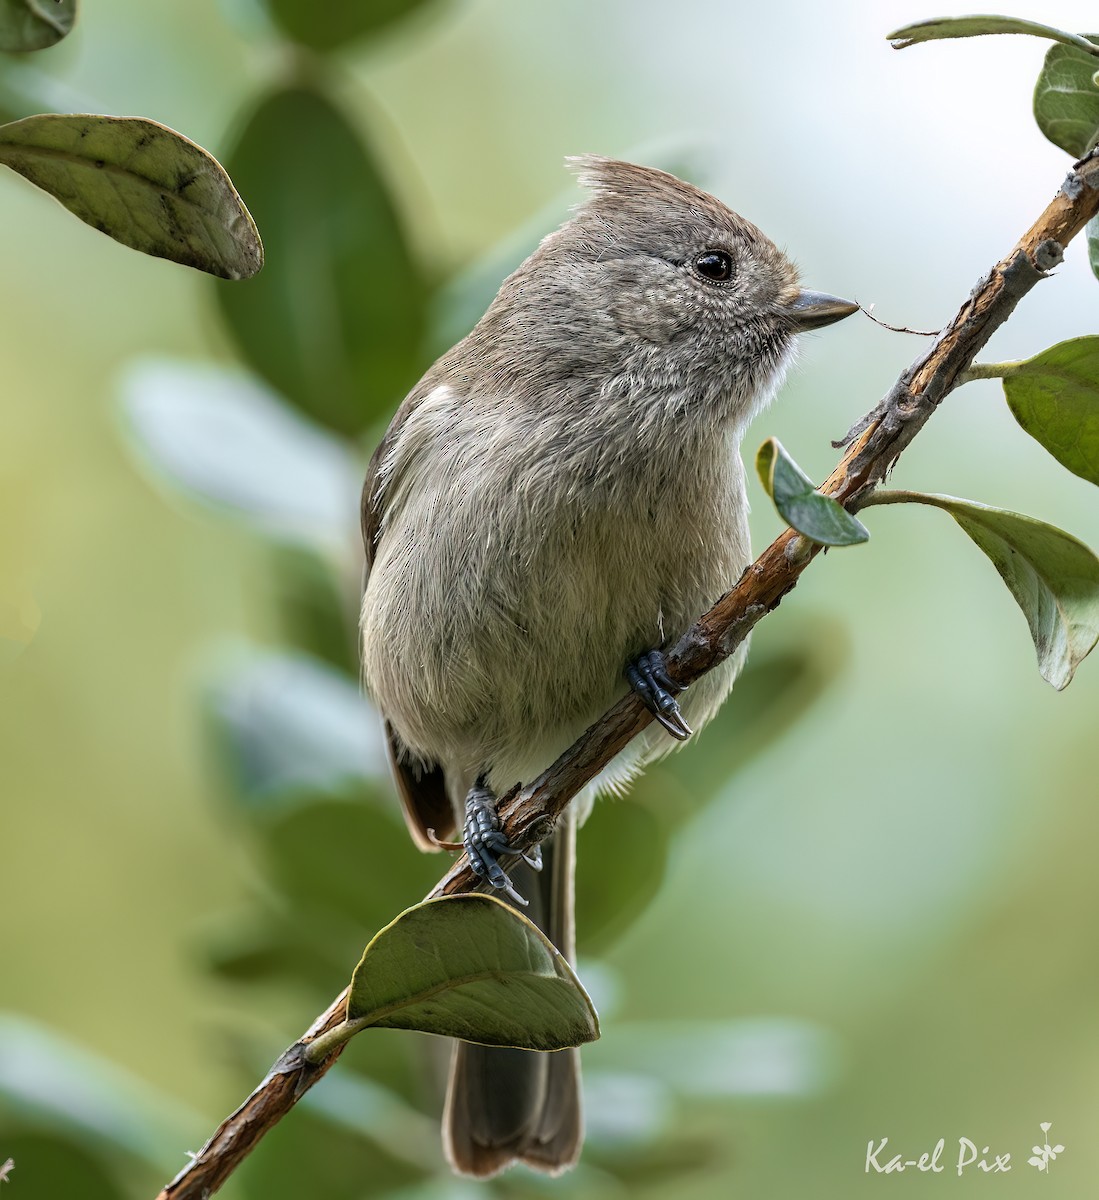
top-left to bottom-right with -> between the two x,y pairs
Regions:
464,775 -> 542,907
626,649 -> 693,741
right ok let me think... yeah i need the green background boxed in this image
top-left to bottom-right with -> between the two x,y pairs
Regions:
2,1 -> 1098,1197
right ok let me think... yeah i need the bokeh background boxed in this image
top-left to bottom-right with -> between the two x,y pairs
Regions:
3,1 -> 1098,1197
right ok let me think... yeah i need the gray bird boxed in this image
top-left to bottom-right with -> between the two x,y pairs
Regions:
360,156 -> 856,1177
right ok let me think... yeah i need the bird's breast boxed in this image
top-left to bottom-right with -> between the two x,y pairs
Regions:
362,389 -> 751,774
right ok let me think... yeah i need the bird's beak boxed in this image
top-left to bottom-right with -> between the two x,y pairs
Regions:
787,290 -> 859,331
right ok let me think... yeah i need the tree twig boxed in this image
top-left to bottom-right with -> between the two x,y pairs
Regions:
155,145 -> 1099,1200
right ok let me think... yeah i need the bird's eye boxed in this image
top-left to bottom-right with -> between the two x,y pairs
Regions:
693,250 -> 734,282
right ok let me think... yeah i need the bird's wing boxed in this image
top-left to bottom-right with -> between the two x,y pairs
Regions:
383,720 -> 457,850
360,392 -> 413,575
361,381 -> 458,851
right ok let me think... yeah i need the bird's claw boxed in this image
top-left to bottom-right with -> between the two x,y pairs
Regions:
464,779 -> 540,906
626,649 -> 693,741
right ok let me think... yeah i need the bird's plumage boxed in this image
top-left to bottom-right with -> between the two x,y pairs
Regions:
360,155 -> 850,1176
362,156 -> 799,824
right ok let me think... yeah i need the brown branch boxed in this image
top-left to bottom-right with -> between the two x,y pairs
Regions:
155,146 -> 1099,1200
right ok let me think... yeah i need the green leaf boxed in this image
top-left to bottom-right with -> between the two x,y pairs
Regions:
119,359 -> 359,552
262,0 -> 437,52
888,16 -> 1099,56
994,337 -> 1099,485
1033,36 -> 1099,156
347,895 -> 599,1050
756,438 -> 869,546
0,114 -> 262,277
871,493 -> 1099,689
1087,214 -> 1099,283
0,0 -> 76,52
216,86 -> 427,436
203,647 -> 386,804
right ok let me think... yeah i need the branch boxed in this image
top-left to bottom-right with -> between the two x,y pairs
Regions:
155,146 -> 1099,1200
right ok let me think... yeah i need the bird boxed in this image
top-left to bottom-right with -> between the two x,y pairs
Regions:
360,155 -> 856,1177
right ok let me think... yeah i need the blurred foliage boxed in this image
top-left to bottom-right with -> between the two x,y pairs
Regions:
0,1016 -> 202,1198
261,0 -> 440,53
268,545 -> 361,673
119,359 -> 361,552
202,647 -> 384,804
215,85 -> 428,435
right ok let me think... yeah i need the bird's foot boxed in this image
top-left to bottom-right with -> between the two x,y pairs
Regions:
464,777 -> 541,906
626,649 -> 693,741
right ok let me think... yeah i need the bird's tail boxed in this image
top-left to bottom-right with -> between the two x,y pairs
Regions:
443,808 -> 582,1177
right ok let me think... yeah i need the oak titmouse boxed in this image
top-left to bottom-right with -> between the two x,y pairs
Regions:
360,156 -> 856,1177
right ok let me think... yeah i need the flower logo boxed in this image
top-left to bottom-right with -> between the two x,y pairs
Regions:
1027,1122 -> 1064,1173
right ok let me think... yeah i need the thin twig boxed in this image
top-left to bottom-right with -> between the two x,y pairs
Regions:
857,302 -> 940,337
155,145 -> 1099,1200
